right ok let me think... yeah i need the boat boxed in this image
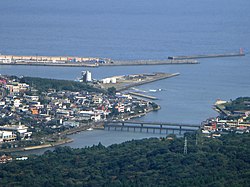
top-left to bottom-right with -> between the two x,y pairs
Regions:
86,127 -> 93,131
149,89 -> 157,92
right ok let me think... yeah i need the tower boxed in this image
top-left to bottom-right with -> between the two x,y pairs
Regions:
82,71 -> 92,82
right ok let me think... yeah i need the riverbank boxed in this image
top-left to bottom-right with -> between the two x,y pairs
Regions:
0,138 -> 73,153
0,105 -> 160,153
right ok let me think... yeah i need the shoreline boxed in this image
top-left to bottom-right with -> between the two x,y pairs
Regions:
0,138 -> 73,153
118,73 -> 180,91
0,106 -> 160,153
0,73 -> 162,154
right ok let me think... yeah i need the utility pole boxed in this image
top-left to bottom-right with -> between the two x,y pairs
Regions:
196,133 -> 198,146
184,137 -> 187,155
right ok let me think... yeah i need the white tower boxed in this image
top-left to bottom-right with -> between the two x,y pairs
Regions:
82,71 -> 92,82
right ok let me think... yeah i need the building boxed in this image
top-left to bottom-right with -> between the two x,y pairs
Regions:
92,95 -> 103,104
0,124 -> 32,140
0,131 -> 16,142
0,155 -> 13,164
82,71 -> 92,82
63,121 -> 80,128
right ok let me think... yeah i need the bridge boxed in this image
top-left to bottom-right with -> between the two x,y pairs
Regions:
104,120 -> 200,135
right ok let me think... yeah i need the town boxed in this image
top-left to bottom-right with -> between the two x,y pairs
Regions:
201,97 -> 250,137
0,74 -> 159,152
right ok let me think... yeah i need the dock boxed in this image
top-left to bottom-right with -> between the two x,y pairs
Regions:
128,92 -> 157,100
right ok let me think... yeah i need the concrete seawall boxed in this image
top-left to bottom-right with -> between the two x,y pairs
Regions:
0,54 -> 198,67
116,73 -> 180,91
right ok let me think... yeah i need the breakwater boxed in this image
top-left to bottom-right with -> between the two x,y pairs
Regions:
168,52 -> 245,60
105,59 -> 198,66
107,72 -> 180,92
128,92 -> 157,100
0,54 -> 198,67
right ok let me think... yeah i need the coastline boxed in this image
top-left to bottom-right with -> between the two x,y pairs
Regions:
0,138 -> 73,153
0,105 -> 161,153
0,73 -> 163,154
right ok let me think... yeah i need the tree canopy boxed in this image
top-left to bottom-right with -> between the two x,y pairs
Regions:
0,133 -> 250,187
20,77 -> 103,93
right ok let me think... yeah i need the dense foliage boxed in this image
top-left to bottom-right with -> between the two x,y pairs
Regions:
224,97 -> 250,112
20,77 -> 103,93
1,133 -> 250,187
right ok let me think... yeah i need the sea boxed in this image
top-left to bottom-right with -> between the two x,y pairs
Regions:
0,0 -> 250,153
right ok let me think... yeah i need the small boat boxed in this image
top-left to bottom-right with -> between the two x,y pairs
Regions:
86,127 -> 93,131
149,89 -> 157,92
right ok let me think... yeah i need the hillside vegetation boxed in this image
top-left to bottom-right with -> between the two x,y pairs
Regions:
20,77 -> 103,93
0,133 -> 250,187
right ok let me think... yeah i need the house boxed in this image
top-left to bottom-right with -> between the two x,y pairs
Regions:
92,95 -> 103,104
63,121 -> 80,128
0,155 -> 13,164
24,95 -> 39,102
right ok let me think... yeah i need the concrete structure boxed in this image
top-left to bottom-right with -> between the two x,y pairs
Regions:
0,54 -> 102,63
0,124 -> 32,140
63,121 -> 80,128
111,77 -> 117,84
102,78 -> 111,84
82,71 -> 92,82
104,121 -> 200,135
0,131 -> 16,142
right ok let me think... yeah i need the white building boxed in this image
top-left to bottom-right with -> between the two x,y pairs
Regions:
0,125 -> 32,140
0,131 -> 16,142
82,71 -> 92,82
24,95 -> 39,101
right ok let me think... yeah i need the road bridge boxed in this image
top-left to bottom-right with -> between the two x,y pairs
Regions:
104,120 -> 200,135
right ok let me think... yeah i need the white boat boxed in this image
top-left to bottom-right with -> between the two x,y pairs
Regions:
149,89 -> 157,92
86,127 -> 93,131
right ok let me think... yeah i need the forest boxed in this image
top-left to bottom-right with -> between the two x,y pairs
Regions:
0,133 -> 250,187
224,97 -> 250,112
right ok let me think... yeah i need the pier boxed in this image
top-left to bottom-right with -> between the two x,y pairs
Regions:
128,92 -> 157,100
168,49 -> 245,60
104,120 -> 200,135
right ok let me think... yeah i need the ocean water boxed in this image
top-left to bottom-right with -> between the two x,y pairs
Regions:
1,0 -> 250,150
